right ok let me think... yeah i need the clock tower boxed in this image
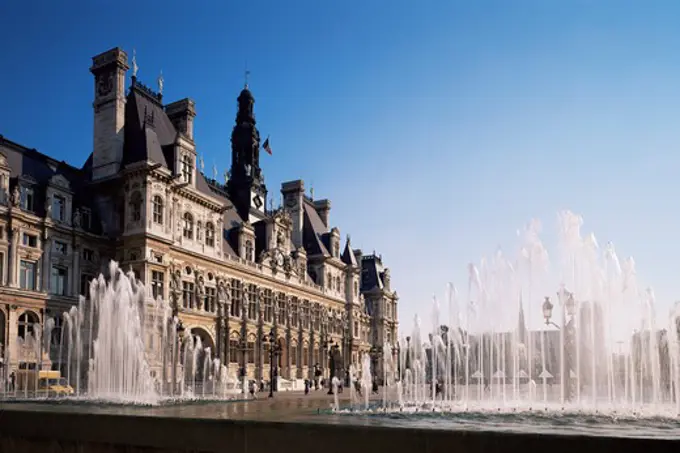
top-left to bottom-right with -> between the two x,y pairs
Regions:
227,86 -> 268,222
90,47 -> 129,181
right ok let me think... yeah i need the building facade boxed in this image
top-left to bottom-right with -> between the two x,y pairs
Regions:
0,47 -> 398,387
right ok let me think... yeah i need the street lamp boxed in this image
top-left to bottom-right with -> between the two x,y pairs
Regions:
541,288 -> 578,403
262,328 -> 281,398
405,336 -> 411,371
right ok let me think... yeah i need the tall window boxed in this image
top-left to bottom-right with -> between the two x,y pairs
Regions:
276,292 -> 287,325
50,266 -> 67,295
291,299 -> 299,328
182,213 -> 193,239
263,289 -> 273,323
264,343 -> 271,364
80,273 -> 95,298
247,339 -> 255,364
302,302 -> 310,330
181,154 -> 193,184
291,344 -> 298,367
312,305 -> 320,331
244,240 -> 254,261
206,287 -> 216,312
229,339 -> 239,363
129,192 -> 142,222
230,279 -> 242,317
205,222 -> 215,247
52,195 -> 65,221
151,271 -> 164,300
247,284 -> 257,320
182,281 -> 194,309
19,260 -> 36,291
18,311 -> 38,340
20,186 -> 34,211
152,195 -> 163,224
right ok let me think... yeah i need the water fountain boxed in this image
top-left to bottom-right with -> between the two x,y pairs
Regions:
4,261 -> 240,404
375,210 -> 680,421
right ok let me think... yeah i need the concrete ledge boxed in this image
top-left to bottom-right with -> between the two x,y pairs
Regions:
0,408 -> 675,453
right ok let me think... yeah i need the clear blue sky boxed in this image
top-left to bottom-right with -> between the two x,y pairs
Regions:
2,1 -> 680,334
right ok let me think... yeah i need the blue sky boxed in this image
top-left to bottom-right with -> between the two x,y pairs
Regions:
2,1 -> 680,334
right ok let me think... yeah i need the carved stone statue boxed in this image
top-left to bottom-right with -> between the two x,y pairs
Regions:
73,208 -> 81,228
195,274 -> 205,310
170,270 -> 182,294
44,195 -> 52,216
11,185 -> 19,207
277,230 -> 285,247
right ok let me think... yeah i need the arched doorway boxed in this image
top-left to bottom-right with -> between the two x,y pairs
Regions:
188,327 -> 215,384
17,311 -> 40,368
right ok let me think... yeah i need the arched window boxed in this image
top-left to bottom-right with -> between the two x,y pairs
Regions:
205,222 -> 215,247
129,191 -> 142,222
244,240 -> 253,261
180,154 -> 193,184
152,195 -> 163,224
18,311 -> 39,340
183,212 -> 193,239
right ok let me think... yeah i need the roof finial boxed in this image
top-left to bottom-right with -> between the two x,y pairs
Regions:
199,154 -> 205,173
212,161 -> 218,181
310,185 -> 314,200
245,69 -> 251,89
132,49 -> 139,77
157,70 -> 164,95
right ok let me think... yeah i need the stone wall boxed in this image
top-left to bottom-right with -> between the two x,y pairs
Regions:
0,408 -> 672,453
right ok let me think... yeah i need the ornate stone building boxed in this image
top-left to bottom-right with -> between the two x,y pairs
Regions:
0,47 -> 398,387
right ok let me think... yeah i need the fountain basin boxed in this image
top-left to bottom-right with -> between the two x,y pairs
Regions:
0,401 -> 677,453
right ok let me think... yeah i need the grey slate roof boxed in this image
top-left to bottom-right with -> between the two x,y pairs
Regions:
360,254 -> 386,292
0,136 -> 102,232
302,200 -> 330,257
341,238 -> 358,266
123,83 -> 175,168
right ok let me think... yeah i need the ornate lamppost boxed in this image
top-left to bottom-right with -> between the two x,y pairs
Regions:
262,328 -> 281,398
405,336 -> 411,371
542,288 -> 577,403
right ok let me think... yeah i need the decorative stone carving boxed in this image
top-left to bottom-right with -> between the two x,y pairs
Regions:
195,273 -> 205,310
73,209 -> 81,228
11,185 -> 20,207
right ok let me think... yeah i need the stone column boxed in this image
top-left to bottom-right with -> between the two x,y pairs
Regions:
285,299 -> 292,380
256,289 -> 264,382
8,226 -> 18,288
71,243 -> 80,297
41,234 -> 52,293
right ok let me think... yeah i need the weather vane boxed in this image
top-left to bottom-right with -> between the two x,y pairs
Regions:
132,49 -> 139,77
245,69 -> 251,89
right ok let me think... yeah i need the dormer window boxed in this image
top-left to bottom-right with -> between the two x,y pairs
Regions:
245,239 -> 254,261
129,192 -> 142,222
52,194 -> 65,221
20,186 -> 34,211
206,222 -> 215,247
181,154 -> 193,184
183,212 -> 194,239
